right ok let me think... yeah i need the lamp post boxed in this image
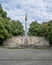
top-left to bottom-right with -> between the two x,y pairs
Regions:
24,14 -> 28,46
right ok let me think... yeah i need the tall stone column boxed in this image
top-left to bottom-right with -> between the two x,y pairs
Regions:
24,14 -> 28,46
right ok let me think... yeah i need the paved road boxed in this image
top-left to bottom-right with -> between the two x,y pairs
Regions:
0,48 -> 52,65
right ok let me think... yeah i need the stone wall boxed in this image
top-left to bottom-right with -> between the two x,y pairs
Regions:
3,36 -> 49,47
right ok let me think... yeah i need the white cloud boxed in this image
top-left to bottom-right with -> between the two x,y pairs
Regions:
0,0 -> 52,26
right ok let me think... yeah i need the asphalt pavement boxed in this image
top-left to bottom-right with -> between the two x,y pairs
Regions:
0,48 -> 52,65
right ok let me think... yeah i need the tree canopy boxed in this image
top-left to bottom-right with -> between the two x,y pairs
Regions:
0,4 -> 24,45
28,21 -> 41,36
10,20 -> 24,36
28,21 -> 52,45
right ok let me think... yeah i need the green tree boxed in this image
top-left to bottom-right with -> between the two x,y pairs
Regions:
28,21 -> 41,36
40,22 -> 49,37
28,20 -> 52,46
40,21 -> 52,45
0,17 -> 12,45
0,4 -> 7,18
47,20 -> 52,45
0,4 -> 24,45
11,20 -> 24,36
0,4 -> 12,45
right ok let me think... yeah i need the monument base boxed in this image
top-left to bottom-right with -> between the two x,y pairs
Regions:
24,38 -> 28,47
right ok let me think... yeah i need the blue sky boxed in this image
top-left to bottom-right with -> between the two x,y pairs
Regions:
0,0 -> 52,28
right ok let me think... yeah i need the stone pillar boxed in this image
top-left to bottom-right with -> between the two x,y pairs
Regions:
24,14 -> 28,46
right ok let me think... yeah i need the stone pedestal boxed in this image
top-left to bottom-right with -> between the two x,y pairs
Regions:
24,38 -> 28,46
3,36 -> 49,47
